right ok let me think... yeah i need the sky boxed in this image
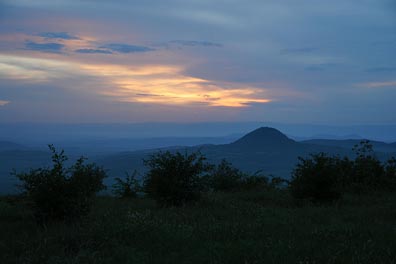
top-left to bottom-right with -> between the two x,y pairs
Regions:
0,0 -> 395,125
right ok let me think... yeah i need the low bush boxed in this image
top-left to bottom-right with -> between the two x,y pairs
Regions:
112,170 -> 141,198
240,174 -> 269,190
14,145 -> 106,222
289,153 -> 341,204
290,141 -> 396,204
384,157 -> 396,189
210,159 -> 243,191
143,151 -> 212,206
348,140 -> 385,192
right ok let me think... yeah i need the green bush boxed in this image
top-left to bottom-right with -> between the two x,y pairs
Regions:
112,170 -> 141,198
210,159 -> 243,191
349,141 -> 385,192
206,160 -> 282,192
143,151 -> 212,206
240,174 -> 288,191
351,157 -> 384,192
240,174 -> 269,190
14,145 -> 106,222
382,157 -> 396,191
289,153 -> 341,204
206,160 -> 276,192
289,141 -> 396,203
333,156 -> 354,189
334,140 -> 389,193
269,176 -> 289,188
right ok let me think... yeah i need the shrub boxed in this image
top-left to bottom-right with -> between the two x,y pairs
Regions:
143,151 -> 212,206
351,156 -> 384,192
240,173 -> 289,191
239,171 -> 285,191
210,159 -> 243,191
113,170 -> 141,198
350,141 -> 385,192
289,141 -> 396,203
289,153 -> 341,204
240,174 -> 269,190
208,161 -> 281,192
269,176 -> 289,189
14,145 -> 106,222
383,157 -> 396,190
333,156 -> 354,189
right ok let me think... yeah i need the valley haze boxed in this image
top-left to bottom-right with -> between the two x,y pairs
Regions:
1,123 -> 395,194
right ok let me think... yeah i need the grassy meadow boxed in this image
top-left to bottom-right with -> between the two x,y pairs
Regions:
1,190 -> 396,264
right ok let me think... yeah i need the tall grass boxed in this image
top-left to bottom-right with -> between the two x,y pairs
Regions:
1,191 -> 396,263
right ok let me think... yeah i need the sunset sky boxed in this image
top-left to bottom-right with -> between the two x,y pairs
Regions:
0,0 -> 395,124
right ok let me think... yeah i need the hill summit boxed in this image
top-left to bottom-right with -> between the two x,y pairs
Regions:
230,127 -> 296,150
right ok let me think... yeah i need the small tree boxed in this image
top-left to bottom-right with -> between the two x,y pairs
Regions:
112,170 -> 141,198
351,140 -> 385,192
269,176 -> 289,189
352,140 -> 374,159
143,151 -> 212,206
383,157 -> 396,191
14,145 -> 106,222
289,153 -> 341,204
210,159 -> 243,191
334,156 -> 354,190
240,174 -> 269,191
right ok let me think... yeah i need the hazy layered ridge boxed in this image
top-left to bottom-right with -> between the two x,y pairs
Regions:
2,123 -> 396,144
1,127 -> 396,194
97,128 -> 396,180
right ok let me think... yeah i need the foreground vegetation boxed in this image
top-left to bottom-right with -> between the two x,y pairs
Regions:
1,191 -> 396,264
2,141 -> 396,263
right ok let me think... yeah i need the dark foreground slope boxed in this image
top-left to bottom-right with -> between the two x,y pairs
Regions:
1,191 -> 396,263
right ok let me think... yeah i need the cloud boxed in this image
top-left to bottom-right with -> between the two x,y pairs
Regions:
304,63 -> 339,72
304,65 -> 325,72
25,41 -> 64,53
366,67 -> 396,73
361,81 -> 396,88
0,100 -> 10,106
280,47 -> 317,55
0,54 -> 271,108
75,48 -> 113,54
99,43 -> 154,53
0,54 -> 81,81
371,40 -> 396,47
170,8 -> 244,29
37,32 -> 79,40
91,64 -> 271,107
169,40 -> 222,47
136,93 -> 163,97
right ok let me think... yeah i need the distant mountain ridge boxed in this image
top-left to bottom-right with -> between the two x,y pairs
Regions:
97,127 -> 396,181
302,139 -> 396,153
1,127 -> 396,194
0,149 -> 51,193
230,127 -> 297,150
0,141 -> 26,151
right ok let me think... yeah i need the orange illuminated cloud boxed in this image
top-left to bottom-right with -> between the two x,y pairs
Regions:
0,54 -> 271,107
88,64 -> 271,107
0,100 -> 10,106
80,64 -> 181,76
